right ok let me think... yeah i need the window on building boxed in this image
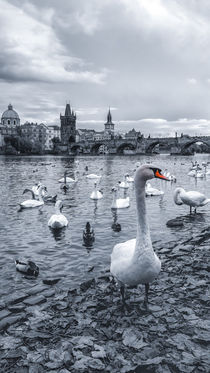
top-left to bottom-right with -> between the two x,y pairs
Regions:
8,120 -> 10,124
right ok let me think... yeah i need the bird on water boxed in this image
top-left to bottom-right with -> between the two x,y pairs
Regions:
110,164 -> 169,308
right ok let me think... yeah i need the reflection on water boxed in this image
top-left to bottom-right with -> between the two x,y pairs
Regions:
1,154 -> 210,298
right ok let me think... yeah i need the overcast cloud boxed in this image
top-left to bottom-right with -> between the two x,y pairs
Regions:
1,0 -> 210,136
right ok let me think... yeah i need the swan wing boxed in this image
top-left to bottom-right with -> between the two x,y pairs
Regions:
182,191 -> 209,206
48,214 -> 68,228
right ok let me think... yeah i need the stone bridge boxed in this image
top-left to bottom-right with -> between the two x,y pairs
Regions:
69,135 -> 210,155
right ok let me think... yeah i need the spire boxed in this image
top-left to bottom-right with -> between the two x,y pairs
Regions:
8,103 -> 13,110
65,103 -> 71,116
107,107 -> 112,123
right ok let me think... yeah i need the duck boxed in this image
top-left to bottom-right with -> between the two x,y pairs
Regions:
90,182 -> 103,200
174,187 -> 210,213
86,173 -> 102,180
145,182 -> 164,196
15,259 -> 39,277
58,170 -> 78,183
43,194 -> 57,204
20,185 -> 45,208
48,200 -> 68,229
111,187 -> 130,209
83,222 -> 95,246
110,164 -> 169,307
118,175 -> 129,189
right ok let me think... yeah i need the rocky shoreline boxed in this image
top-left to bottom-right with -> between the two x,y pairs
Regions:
0,229 -> 209,373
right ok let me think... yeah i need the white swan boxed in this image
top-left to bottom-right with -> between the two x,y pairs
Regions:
111,187 -> 130,209
90,182 -> 103,200
125,174 -> 134,183
145,182 -> 164,196
194,169 -> 204,179
110,164 -> 169,307
174,187 -> 210,213
48,200 -> 68,228
32,182 -> 47,198
20,186 -> 45,208
86,173 -> 102,180
119,175 -> 129,189
59,170 -> 78,183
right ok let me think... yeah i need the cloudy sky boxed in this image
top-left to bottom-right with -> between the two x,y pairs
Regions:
1,0 -> 210,136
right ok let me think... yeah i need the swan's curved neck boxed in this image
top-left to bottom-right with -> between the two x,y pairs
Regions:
174,187 -> 184,205
134,178 -> 153,255
55,206 -> 61,214
38,189 -> 44,202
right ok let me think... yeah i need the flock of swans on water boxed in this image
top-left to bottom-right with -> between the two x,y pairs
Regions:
17,160 -> 210,307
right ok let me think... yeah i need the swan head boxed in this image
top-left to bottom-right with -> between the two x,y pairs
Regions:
55,200 -> 63,211
135,164 -> 169,183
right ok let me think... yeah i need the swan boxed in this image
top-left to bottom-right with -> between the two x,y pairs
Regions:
32,182 -> 47,198
188,170 -> 196,177
145,182 -> 164,196
111,187 -> 130,209
119,175 -> 129,189
86,173 -> 102,180
110,164 -> 169,307
59,170 -> 78,183
194,169 -> 204,179
20,186 -> 45,208
174,187 -> 210,213
125,174 -> 134,183
48,200 -> 68,228
90,182 -> 103,200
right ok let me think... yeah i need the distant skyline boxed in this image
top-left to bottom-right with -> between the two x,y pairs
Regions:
1,0 -> 210,136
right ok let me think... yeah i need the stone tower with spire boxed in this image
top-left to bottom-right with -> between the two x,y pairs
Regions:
60,103 -> 76,145
104,108 -> 115,135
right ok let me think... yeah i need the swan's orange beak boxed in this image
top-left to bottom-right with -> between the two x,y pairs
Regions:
155,170 -> 169,181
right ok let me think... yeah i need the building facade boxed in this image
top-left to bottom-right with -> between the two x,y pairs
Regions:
0,104 -> 21,149
46,125 -> 61,150
60,103 -> 76,145
21,122 -> 48,151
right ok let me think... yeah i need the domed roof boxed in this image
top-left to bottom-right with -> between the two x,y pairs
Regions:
1,104 -> 20,120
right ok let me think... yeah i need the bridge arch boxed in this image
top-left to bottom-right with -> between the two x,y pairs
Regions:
145,141 -> 161,154
91,143 -> 108,154
181,138 -> 210,153
116,142 -> 136,154
70,144 -> 84,154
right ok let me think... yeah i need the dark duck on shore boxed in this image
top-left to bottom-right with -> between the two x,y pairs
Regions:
15,260 -> 39,277
83,222 -> 95,246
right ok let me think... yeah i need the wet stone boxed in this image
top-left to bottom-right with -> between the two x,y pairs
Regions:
0,309 -> 11,320
5,291 -> 29,305
27,284 -> 49,296
23,295 -> 46,306
166,218 -> 184,227
42,289 -> 55,298
8,305 -> 26,313
43,278 -> 61,285
0,314 -> 25,330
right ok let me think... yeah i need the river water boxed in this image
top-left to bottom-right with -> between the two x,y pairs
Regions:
1,153 -> 210,299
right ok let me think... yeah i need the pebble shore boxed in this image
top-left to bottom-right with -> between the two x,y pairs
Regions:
0,228 -> 209,373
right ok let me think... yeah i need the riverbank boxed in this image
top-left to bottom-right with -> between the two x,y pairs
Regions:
0,228 -> 209,373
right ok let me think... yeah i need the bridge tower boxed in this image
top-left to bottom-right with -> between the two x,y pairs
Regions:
104,108 -> 115,136
60,103 -> 76,145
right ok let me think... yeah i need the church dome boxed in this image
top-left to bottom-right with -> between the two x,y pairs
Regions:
1,104 -> 20,126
